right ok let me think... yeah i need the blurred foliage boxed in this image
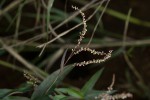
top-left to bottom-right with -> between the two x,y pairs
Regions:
0,0 -> 150,100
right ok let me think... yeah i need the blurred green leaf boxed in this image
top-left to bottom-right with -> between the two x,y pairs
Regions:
81,68 -> 104,96
0,89 -> 13,99
0,50 -> 6,56
0,83 -> 32,99
111,47 -> 123,58
51,8 -> 67,18
46,0 -> 54,31
14,83 -> 32,93
32,96 -> 50,100
31,64 -> 74,100
60,49 -> 68,72
73,0 -> 150,27
0,60 -> 24,73
3,96 -> 30,100
53,95 -> 66,100
56,88 -> 83,99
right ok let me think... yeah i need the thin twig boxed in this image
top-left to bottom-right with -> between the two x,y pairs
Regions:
14,1 -> 26,40
0,59 -> 29,73
87,0 -> 110,47
2,0 -> 103,48
0,38 -> 150,50
0,0 -> 34,16
3,0 -> 102,40
108,74 -> 115,92
48,24 -> 65,43
124,54 -> 145,84
0,0 -> 22,16
0,39 -> 46,79
122,9 -> 144,84
37,0 -> 106,48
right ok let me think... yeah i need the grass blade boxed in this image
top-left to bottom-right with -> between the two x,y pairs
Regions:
0,83 -> 32,99
81,68 -> 104,96
56,88 -> 83,99
3,96 -> 30,100
31,64 -> 74,100
0,89 -> 13,99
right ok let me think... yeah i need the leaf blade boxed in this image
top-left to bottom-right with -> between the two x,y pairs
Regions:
81,68 -> 104,96
31,64 -> 74,100
3,96 -> 30,100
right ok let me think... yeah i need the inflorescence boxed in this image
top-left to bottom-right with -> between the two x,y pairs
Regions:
24,71 -> 41,87
71,6 -> 112,67
95,75 -> 133,100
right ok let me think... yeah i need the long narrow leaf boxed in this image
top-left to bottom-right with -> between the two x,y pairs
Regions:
0,89 -> 13,99
3,96 -> 30,100
46,0 -> 54,31
60,49 -> 68,72
56,88 -> 83,99
31,64 -> 74,100
0,84 -> 32,99
81,68 -> 104,96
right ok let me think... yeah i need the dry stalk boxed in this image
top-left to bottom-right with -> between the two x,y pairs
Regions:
95,75 -> 133,100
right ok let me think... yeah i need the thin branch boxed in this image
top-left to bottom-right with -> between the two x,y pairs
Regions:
48,24 -> 65,43
122,9 -> 144,84
0,0 -> 22,16
107,74 -> 115,92
2,0 -> 103,48
0,38 -> 150,50
0,39 -> 46,79
87,0 -> 110,47
37,0 -> 106,48
0,0 -> 34,16
124,53 -> 144,84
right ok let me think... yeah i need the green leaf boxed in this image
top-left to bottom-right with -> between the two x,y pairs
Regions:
46,0 -> 54,31
81,68 -> 104,96
31,64 -> 74,100
3,96 -> 30,100
14,83 -> 32,93
0,83 -> 32,99
56,87 -> 83,99
31,96 -> 50,100
60,49 -> 68,72
53,95 -> 66,100
74,0 -> 150,27
0,89 -> 13,99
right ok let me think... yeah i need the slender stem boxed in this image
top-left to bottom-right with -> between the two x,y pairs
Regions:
122,9 -> 144,84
